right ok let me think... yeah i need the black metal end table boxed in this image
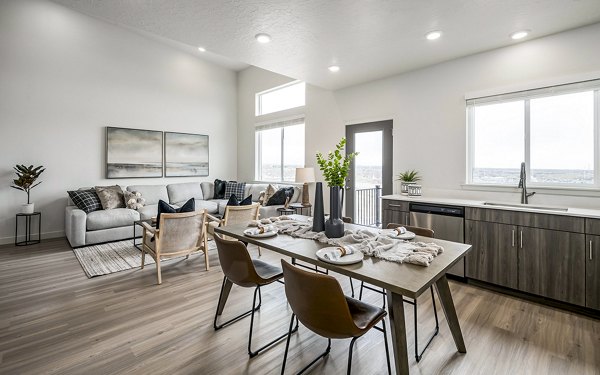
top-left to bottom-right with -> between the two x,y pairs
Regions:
289,203 -> 312,216
15,212 -> 41,246
277,207 -> 296,216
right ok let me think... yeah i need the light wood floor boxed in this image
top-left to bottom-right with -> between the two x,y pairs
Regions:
0,238 -> 598,375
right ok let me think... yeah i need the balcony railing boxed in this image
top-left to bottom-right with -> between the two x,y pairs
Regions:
354,185 -> 381,227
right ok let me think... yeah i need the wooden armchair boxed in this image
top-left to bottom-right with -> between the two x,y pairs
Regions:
207,203 -> 261,253
141,210 -> 209,284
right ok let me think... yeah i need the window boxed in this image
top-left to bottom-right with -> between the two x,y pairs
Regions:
255,119 -> 305,182
256,81 -> 305,116
467,80 -> 599,187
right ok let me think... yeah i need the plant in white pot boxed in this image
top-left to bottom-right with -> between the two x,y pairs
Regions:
11,165 -> 45,214
316,138 -> 357,238
397,169 -> 421,195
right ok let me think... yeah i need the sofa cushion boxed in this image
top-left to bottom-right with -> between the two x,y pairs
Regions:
95,185 -> 125,209
200,182 -> 214,200
86,208 -> 140,231
68,190 -> 102,213
137,204 -> 158,220
127,185 -> 168,206
267,187 -> 294,206
259,205 -> 282,219
246,184 -> 269,201
157,198 -> 194,229
210,199 -> 229,215
224,181 -> 246,199
167,182 -> 203,204
291,186 -> 301,203
175,199 -> 218,214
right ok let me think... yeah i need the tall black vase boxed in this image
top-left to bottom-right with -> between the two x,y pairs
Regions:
325,186 -> 344,238
312,182 -> 325,232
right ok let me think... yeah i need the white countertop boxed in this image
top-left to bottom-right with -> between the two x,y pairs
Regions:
381,194 -> 600,219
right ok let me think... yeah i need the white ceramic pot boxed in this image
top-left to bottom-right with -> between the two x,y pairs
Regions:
21,203 -> 34,214
400,181 -> 416,195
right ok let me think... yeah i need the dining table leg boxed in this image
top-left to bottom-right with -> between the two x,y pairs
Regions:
386,291 -> 410,375
434,274 -> 467,353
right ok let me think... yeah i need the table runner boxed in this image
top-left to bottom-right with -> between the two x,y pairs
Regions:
250,217 -> 443,266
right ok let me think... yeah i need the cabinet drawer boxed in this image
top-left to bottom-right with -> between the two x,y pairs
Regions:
586,218 -> 600,236
382,199 -> 408,212
465,207 -> 584,233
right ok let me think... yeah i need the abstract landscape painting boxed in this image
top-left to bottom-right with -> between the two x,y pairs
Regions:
164,132 -> 209,177
106,127 -> 163,178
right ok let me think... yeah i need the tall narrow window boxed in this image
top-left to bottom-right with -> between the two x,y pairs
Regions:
467,80 -> 600,188
255,120 -> 305,182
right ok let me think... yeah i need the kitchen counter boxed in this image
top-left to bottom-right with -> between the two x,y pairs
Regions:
381,194 -> 600,219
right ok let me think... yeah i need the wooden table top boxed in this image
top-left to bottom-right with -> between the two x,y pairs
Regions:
215,218 -> 472,298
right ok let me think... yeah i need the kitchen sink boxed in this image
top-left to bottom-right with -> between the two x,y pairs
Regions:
482,202 -> 569,212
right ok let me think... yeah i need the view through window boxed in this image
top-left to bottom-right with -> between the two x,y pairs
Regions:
468,82 -> 598,187
255,123 -> 305,182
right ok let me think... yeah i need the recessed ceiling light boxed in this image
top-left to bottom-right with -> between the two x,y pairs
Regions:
510,30 -> 529,40
328,65 -> 340,72
425,31 -> 442,40
255,33 -> 271,43
197,47 -> 206,52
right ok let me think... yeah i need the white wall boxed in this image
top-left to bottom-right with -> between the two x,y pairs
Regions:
237,23 -> 600,211
334,22 -> 600,208
0,0 -> 238,244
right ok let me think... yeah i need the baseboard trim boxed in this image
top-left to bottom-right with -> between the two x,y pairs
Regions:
0,230 -> 65,246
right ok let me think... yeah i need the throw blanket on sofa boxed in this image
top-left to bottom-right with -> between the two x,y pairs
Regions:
250,218 -> 444,266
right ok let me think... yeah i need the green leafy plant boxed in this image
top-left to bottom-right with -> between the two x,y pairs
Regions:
11,165 -> 45,204
397,169 -> 421,183
316,138 -> 358,187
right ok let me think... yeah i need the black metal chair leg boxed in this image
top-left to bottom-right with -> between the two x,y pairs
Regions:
359,281 -> 364,300
347,336 -> 359,375
214,279 -> 260,330
282,317 -> 331,375
349,277 -> 354,297
414,286 -> 440,362
381,319 -> 392,375
248,287 -> 298,358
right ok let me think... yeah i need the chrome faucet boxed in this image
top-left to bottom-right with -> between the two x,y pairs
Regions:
518,162 -> 535,204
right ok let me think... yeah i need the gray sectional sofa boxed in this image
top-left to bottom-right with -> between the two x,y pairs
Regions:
65,181 -> 302,247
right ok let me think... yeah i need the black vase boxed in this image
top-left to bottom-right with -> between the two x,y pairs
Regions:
325,186 -> 344,238
312,182 -> 325,232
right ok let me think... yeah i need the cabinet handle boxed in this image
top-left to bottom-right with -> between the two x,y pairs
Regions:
388,204 -> 404,208
591,240 -> 594,261
512,229 -> 515,247
520,230 -> 523,249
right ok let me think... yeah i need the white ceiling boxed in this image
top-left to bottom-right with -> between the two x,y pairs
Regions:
52,0 -> 600,90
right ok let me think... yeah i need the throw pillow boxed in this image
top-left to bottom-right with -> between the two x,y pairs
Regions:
124,190 -> 145,210
266,187 -> 294,206
224,181 -> 246,199
240,194 -> 253,205
95,185 -> 125,210
68,189 -> 102,214
257,191 -> 266,205
156,198 -> 195,229
214,179 -> 229,199
262,184 -> 278,206
226,194 -> 253,206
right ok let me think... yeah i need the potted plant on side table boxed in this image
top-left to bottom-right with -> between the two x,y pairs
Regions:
11,164 -> 45,214
316,138 -> 357,238
398,169 -> 421,195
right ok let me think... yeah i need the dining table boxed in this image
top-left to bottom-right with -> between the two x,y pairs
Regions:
214,216 -> 472,374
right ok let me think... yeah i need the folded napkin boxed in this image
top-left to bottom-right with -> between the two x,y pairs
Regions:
394,226 -> 406,235
247,224 -> 276,235
322,246 -> 354,261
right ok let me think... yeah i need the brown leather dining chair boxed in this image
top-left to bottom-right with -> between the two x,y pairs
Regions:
280,260 -> 391,375
359,223 -> 439,362
213,234 -> 297,357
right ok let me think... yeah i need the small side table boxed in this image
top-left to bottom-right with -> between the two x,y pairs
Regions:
277,207 -> 295,216
15,212 -> 41,246
290,203 -> 312,216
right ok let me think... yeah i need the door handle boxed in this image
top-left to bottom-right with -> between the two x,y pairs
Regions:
520,230 -> 523,249
590,240 -> 594,261
512,229 -> 515,247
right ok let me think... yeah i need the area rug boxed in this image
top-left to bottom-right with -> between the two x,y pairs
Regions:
73,239 -> 216,278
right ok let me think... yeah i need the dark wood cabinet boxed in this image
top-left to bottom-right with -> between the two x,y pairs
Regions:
465,220 -> 518,289
518,227 -> 585,306
382,199 -> 409,227
586,235 -> 600,310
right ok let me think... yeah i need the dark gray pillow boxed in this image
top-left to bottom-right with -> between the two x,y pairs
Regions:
68,190 -> 102,213
266,188 -> 294,206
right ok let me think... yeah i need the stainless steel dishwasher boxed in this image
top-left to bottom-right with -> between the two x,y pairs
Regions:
409,203 -> 465,277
